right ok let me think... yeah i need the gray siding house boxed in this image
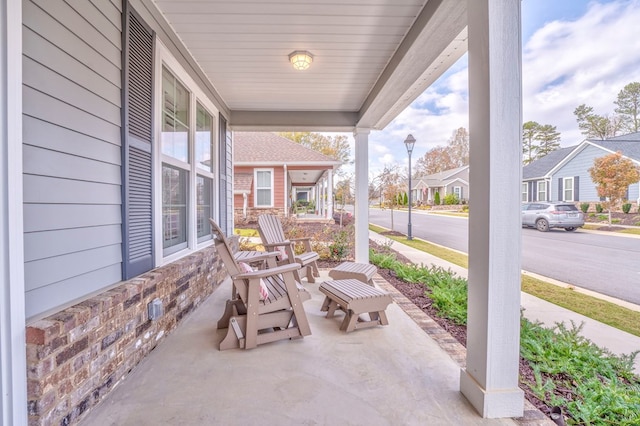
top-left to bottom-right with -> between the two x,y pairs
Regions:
523,133 -> 640,204
412,165 -> 469,204
2,1 -> 529,424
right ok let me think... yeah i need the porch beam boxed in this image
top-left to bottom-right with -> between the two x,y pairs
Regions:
353,129 -> 370,263
459,0 -> 524,418
1,0 -> 27,423
229,111 -> 358,132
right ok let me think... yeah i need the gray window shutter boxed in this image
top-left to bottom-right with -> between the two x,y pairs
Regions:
121,4 -> 154,279
574,176 -> 579,201
558,179 -> 563,201
531,181 -> 537,201
218,115 -> 232,235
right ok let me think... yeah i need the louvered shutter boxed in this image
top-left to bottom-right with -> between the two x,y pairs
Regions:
122,5 -> 154,279
558,179 -> 563,201
574,176 -> 579,201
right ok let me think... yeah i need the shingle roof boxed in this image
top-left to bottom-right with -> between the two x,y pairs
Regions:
522,146 -> 576,180
415,165 -> 468,187
588,133 -> 640,162
234,173 -> 252,193
233,132 -> 343,164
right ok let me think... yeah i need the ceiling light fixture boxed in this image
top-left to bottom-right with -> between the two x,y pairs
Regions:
289,50 -> 313,71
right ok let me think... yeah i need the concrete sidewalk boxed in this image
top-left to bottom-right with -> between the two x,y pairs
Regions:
369,231 -> 640,374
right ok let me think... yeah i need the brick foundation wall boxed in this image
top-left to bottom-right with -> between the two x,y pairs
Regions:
25,246 -> 226,426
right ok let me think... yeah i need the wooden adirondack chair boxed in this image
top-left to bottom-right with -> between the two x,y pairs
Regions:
257,214 -> 320,284
209,219 -> 312,350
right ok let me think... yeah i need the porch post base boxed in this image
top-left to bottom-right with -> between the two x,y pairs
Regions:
460,369 -> 524,418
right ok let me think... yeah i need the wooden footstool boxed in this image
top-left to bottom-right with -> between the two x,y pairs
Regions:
319,279 -> 392,332
328,262 -> 377,285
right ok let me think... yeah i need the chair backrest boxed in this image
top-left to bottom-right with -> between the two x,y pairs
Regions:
257,214 -> 285,245
209,218 -> 241,277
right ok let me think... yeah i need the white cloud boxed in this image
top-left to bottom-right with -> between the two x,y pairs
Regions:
366,0 -> 640,175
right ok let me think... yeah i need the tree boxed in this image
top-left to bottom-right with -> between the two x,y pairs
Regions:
334,176 -> 353,208
522,121 -> 540,164
535,124 -> 561,157
614,82 -> 640,133
415,146 -> 455,175
376,165 -> 404,231
588,152 -> 640,225
415,127 -> 469,175
574,104 -> 623,139
278,132 -> 352,176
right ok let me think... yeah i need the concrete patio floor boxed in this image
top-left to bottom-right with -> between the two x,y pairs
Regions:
78,270 -> 544,426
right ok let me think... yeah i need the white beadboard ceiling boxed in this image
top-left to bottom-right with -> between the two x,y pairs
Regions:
153,0 -> 468,131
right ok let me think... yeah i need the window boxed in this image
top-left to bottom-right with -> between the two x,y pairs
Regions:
159,60 -> 218,259
255,169 -> 273,207
522,183 -> 528,202
563,177 -> 574,201
161,67 -> 189,162
161,67 -> 190,255
197,176 -> 213,241
537,181 -> 547,201
453,186 -> 462,199
162,164 -> 188,253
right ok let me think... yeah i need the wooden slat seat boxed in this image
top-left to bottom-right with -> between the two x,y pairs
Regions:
319,279 -> 392,333
328,262 -> 377,285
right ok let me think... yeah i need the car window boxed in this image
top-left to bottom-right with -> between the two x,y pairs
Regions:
555,204 -> 578,211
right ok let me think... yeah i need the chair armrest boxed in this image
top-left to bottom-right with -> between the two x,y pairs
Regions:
290,237 -> 311,242
235,262 -> 301,279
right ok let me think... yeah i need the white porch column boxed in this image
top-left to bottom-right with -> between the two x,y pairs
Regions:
460,0 -> 524,418
353,129 -> 370,263
1,0 -> 27,423
283,164 -> 289,216
326,169 -> 333,220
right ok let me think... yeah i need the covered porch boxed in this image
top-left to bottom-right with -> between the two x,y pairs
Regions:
77,270 -> 523,425
2,0 -> 525,423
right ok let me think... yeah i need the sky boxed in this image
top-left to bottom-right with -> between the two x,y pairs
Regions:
357,0 -> 640,177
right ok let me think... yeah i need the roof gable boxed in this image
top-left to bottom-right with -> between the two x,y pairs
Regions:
233,132 -> 343,165
522,146 -> 576,180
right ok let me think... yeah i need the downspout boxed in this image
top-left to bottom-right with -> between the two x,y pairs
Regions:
283,163 -> 288,217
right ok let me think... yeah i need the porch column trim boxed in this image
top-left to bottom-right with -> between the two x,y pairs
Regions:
353,129 -> 370,263
326,169 -> 333,220
1,0 -> 27,423
460,0 -> 524,418
283,163 -> 289,216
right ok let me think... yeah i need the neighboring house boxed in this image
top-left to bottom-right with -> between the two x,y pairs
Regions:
412,165 -> 469,204
233,132 -> 343,221
523,133 -> 640,204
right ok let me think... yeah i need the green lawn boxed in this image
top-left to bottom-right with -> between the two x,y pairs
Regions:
369,224 -> 640,337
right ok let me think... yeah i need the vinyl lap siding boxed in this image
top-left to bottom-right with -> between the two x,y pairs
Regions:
22,0 -> 123,319
553,145 -> 610,202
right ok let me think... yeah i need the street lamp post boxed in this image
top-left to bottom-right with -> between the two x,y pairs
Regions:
404,134 -> 416,240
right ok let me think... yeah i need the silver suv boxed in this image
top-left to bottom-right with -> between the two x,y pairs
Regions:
522,202 -> 584,232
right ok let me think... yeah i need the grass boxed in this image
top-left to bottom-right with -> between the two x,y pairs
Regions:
369,224 -> 640,337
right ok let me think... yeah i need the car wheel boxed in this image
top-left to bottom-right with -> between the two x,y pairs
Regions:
565,227 -> 577,232
536,219 -> 549,232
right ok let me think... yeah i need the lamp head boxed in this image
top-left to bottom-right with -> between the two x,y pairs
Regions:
404,134 -> 416,154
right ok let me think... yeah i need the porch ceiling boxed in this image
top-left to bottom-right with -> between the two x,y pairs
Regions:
152,0 -> 467,131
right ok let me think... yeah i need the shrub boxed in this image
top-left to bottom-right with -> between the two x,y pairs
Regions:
597,214 -> 608,221
588,213 -> 596,218
580,202 -> 590,213
328,229 -> 351,260
443,193 -> 460,205
434,191 -> 440,205
612,218 -> 621,224
622,203 -> 632,214
596,203 -> 604,213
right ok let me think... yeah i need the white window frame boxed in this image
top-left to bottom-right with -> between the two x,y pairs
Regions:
254,168 -> 274,207
154,41 -> 220,265
537,180 -> 547,201
453,186 -> 462,199
522,183 -> 528,202
563,177 -> 574,202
